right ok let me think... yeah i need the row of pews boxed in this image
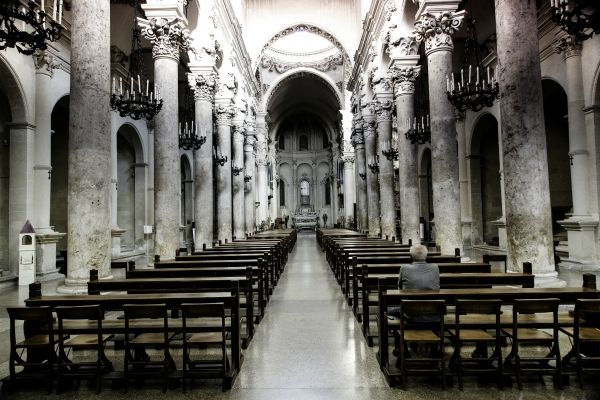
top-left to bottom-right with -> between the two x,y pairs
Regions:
5,230 -> 297,393
318,228 -> 600,389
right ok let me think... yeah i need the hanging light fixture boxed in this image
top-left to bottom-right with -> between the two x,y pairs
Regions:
381,131 -> 399,161
550,0 -> 599,41
405,73 -> 431,145
446,2 -> 499,113
178,85 -> 205,150
0,0 -> 62,55
232,162 -> 243,176
110,0 -> 162,120
244,174 -> 252,182
367,155 -> 380,174
213,145 -> 227,167
358,170 -> 366,181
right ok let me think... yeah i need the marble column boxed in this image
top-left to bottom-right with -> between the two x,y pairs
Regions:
141,16 -> 190,260
62,0 -> 112,290
255,113 -> 269,226
214,102 -> 235,242
363,113 -> 381,237
373,85 -> 395,240
352,117 -> 368,232
494,0 -> 559,281
188,68 -> 216,249
343,154 -> 356,228
232,120 -> 246,240
390,64 -> 421,245
555,37 -> 599,268
244,123 -> 256,235
32,50 -> 64,279
414,7 -> 464,255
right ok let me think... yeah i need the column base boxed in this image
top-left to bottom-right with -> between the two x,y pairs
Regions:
491,217 -> 507,249
57,274 -> 114,294
111,228 -> 126,257
534,271 -> 566,288
558,258 -> 600,272
461,219 -> 472,248
558,216 -> 599,266
36,230 -> 66,282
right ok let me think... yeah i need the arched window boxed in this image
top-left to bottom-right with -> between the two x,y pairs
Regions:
299,134 -> 309,151
279,180 -> 285,206
300,180 -> 310,205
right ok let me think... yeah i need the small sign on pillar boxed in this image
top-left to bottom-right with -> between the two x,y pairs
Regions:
18,220 -> 36,286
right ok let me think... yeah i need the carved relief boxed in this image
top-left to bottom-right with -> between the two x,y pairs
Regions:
554,36 -> 583,59
33,49 -> 60,75
141,17 -> 191,61
413,11 -> 465,54
214,104 -> 235,126
216,71 -> 238,99
374,100 -> 394,122
260,53 -> 344,74
387,33 -> 419,57
188,72 -> 217,102
388,65 -> 421,95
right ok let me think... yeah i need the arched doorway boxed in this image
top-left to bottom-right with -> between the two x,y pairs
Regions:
180,155 -> 193,248
470,114 -> 502,245
419,148 -> 433,241
542,80 -> 572,244
117,132 -> 136,250
50,96 -> 70,252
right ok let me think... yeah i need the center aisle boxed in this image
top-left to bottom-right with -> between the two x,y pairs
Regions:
231,231 -> 389,399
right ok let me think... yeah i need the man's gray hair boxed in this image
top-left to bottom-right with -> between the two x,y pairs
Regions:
410,244 -> 428,261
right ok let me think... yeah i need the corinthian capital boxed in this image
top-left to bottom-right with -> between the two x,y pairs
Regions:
371,74 -> 394,94
554,36 -> 582,59
363,118 -> 377,138
214,104 -> 235,126
140,17 -> 191,61
374,100 -> 394,122
389,65 -> 421,96
413,11 -> 465,55
233,123 -> 246,141
187,72 -> 217,102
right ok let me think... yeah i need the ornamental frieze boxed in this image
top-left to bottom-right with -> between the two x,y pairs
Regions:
260,53 -> 344,74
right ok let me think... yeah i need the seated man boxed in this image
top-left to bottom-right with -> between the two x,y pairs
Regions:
390,244 -> 441,359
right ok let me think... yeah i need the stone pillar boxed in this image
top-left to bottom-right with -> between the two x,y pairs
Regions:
343,154 -> 356,228
244,123 -> 256,235
390,62 -> 421,245
62,0 -> 112,290
554,37 -> 599,268
372,84 -> 395,240
214,100 -> 235,242
32,50 -> 64,279
255,113 -> 269,226
352,117 -> 368,232
141,14 -> 190,260
232,120 -> 246,239
363,113 -> 381,237
414,6 -> 464,255
188,68 -> 216,249
494,0 -> 560,282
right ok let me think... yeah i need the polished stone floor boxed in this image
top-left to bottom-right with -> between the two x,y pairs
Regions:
1,232 -> 599,399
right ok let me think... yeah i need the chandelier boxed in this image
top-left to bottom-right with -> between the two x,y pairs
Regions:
381,131 -> 399,161
244,174 -> 252,182
358,170 -> 366,181
406,72 -> 431,144
110,1 -> 162,120
179,121 -> 206,151
232,162 -> 243,176
367,155 -> 380,174
550,0 -> 599,41
0,0 -> 62,55
213,145 -> 228,167
405,115 -> 431,145
446,3 -> 499,113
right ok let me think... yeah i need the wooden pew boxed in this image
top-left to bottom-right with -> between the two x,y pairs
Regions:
24,282 -> 244,388
351,262 -> 493,320
88,270 -> 256,347
359,268 -> 535,346
375,274 -> 600,386
127,266 -> 266,319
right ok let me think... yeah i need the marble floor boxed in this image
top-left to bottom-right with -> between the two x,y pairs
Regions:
1,232 -> 599,399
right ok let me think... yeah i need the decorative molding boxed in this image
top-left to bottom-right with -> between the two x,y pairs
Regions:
140,17 -> 191,61
260,53 -> 344,74
554,36 -> 583,59
362,118 -> 377,138
187,72 -> 217,102
343,155 -> 355,164
389,65 -> 421,96
413,11 -> 465,55
33,49 -> 60,76
374,100 -> 394,122
214,104 -> 235,126
387,32 -> 419,57
215,71 -> 237,99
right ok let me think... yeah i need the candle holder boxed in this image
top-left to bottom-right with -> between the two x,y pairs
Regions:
213,146 -> 228,167
358,171 -> 367,181
405,115 -> 431,145
178,122 -> 206,150
550,0 -> 599,41
381,139 -> 399,161
255,201 -> 260,208
0,0 -> 62,55
232,163 -> 243,176
446,11 -> 499,113
244,174 -> 252,182
367,155 -> 380,174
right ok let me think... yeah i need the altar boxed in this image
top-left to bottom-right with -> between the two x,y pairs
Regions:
293,207 -> 319,230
